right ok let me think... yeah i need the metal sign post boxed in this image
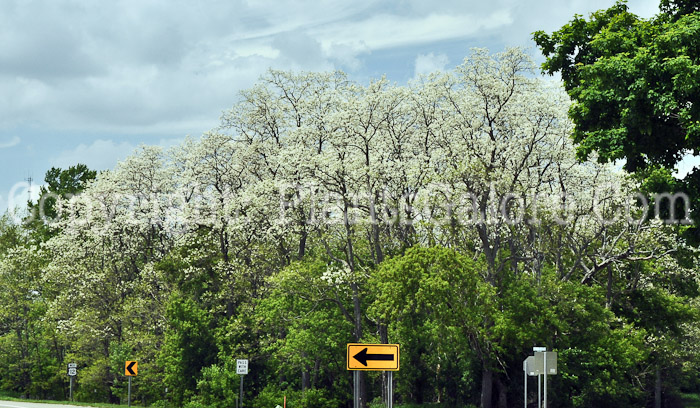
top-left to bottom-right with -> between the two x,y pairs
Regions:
523,360 -> 527,408
124,361 -> 138,408
544,354 -> 547,408
531,348 -> 557,408
67,363 -> 77,402
387,371 -> 393,408
534,347 -> 546,408
538,375 -> 541,408
353,371 -> 359,408
237,359 -> 248,408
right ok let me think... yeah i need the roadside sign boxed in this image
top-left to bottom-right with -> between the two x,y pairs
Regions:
125,361 -> 138,376
546,352 -> 558,374
236,359 -> 248,375
525,355 -> 540,376
534,352 -> 558,375
68,368 -> 77,376
534,352 -> 544,373
347,343 -> 400,371
68,363 -> 77,368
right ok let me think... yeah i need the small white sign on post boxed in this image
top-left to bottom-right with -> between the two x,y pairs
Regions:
236,359 -> 249,375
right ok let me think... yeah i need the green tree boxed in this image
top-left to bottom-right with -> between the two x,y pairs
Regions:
252,258 -> 355,407
26,164 -> 96,241
371,247 -> 654,407
0,244 -> 63,399
534,1 -> 700,173
370,246 -> 498,407
158,293 -> 216,407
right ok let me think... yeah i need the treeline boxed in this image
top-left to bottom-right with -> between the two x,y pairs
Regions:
0,48 -> 699,408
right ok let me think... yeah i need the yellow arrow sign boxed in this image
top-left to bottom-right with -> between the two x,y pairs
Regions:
347,343 -> 399,371
125,361 -> 138,376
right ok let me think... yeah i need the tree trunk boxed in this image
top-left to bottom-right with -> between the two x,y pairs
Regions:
606,264 -> 613,309
351,282 -> 367,407
302,352 -> 311,391
298,229 -> 307,259
481,365 -> 493,408
496,376 -> 507,408
302,368 -> 311,391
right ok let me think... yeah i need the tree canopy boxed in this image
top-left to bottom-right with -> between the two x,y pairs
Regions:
0,47 -> 698,408
534,0 -> 700,174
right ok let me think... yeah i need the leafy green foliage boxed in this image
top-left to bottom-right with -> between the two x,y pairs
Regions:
25,164 -> 96,241
159,293 -> 216,407
534,1 -> 700,174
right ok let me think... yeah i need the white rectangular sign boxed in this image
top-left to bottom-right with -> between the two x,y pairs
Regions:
68,363 -> 77,368
236,359 -> 248,375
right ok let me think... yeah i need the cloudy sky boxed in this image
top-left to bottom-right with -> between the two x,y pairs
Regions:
0,0 -> 662,213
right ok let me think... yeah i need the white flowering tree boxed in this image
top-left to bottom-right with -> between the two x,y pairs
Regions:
14,48 -> 694,408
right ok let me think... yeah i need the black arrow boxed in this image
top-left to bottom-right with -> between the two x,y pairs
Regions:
126,361 -> 137,375
353,348 -> 394,366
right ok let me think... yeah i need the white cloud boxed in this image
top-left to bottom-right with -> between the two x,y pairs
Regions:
0,2 -> 517,135
0,136 -> 20,149
414,53 -> 449,78
48,138 -> 182,174
49,139 -> 138,172
317,11 -> 513,57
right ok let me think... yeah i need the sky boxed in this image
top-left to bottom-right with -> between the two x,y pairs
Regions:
0,0 -> 664,214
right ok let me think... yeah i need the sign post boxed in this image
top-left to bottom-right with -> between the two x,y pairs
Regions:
67,363 -> 77,402
544,354 -> 547,408
534,349 -> 544,408
347,344 -> 400,408
387,371 -> 393,408
524,356 -> 541,408
125,361 -> 138,408
523,360 -> 527,408
237,359 -> 248,408
530,348 -> 557,408
353,371 -> 359,408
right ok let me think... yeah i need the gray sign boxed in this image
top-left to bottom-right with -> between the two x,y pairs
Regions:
545,351 -> 558,375
525,355 -> 540,376
534,351 -> 558,375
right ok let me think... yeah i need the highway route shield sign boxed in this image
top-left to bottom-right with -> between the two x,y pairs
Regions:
125,361 -> 138,376
347,343 -> 399,371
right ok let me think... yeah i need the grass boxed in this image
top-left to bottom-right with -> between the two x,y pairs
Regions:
369,405 -> 443,408
369,403 -> 470,408
0,394 -> 125,408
